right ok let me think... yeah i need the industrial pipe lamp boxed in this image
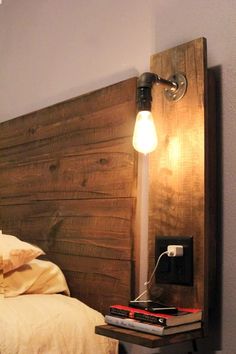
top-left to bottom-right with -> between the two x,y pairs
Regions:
132,72 -> 187,154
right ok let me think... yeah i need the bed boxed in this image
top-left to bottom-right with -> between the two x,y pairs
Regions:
0,234 -> 117,354
0,77 -> 138,353
0,294 -> 116,354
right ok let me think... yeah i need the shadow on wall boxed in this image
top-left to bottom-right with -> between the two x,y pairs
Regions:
206,64 -> 223,353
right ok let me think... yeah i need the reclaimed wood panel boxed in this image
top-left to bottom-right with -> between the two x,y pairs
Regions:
0,77 -> 138,314
0,103 -> 135,165
0,199 -> 134,260
0,145 -> 135,202
0,78 -> 136,149
50,254 -> 131,313
148,38 -> 216,332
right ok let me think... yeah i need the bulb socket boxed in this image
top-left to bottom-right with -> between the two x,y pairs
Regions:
137,87 -> 152,111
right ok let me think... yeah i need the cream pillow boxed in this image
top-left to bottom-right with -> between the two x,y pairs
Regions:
0,233 -> 45,274
3,259 -> 70,297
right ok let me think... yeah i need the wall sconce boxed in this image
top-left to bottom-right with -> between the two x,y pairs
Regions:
132,72 -> 187,154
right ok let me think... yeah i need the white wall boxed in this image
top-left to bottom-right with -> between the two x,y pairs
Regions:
1,1 -> 236,353
0,0 -> 153,121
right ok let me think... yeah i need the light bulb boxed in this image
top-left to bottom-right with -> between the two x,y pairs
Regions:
132,111 -> 158,154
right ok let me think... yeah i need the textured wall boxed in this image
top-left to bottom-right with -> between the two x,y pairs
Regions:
1,0 -> 236,353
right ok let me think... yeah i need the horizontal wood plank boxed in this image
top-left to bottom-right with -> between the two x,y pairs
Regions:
0,103 -> 136,166
0,198 -> 135,260
0,78 -> 137,149
47,253 -> 132,314
0,147 -> 136,200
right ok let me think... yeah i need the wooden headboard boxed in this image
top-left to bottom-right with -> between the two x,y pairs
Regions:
0,77 -> 138,314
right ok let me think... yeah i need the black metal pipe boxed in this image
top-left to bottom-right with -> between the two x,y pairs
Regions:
137,72 -> 178,112
137,72 -> 177,91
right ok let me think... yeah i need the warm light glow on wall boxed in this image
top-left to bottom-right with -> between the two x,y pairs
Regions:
168,137 -> 181,169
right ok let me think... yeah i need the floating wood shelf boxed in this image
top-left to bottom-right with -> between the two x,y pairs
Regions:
95,325 -> 203,348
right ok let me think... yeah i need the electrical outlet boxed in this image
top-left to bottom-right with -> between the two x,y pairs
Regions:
155,236 -> 193,285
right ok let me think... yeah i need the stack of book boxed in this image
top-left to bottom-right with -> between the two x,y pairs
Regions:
105,304 -> 202,336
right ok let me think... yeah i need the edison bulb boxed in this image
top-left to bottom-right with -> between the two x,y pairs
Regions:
132,111 -> 158,154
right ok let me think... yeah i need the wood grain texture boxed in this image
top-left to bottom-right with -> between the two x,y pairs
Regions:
0,77 -> 138,314
95,325 -> 203,348
148,38 -> 215,332
0,199 -> 134,260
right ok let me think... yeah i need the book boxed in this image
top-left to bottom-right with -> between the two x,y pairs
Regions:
105,315 -> 202,336
109,304 -> 202,327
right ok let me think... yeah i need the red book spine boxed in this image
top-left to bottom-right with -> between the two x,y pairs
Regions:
109,305 -> 168,325
109,304 -> 202,327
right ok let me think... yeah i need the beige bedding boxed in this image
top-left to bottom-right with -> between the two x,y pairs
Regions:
0,294 -> 118,354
